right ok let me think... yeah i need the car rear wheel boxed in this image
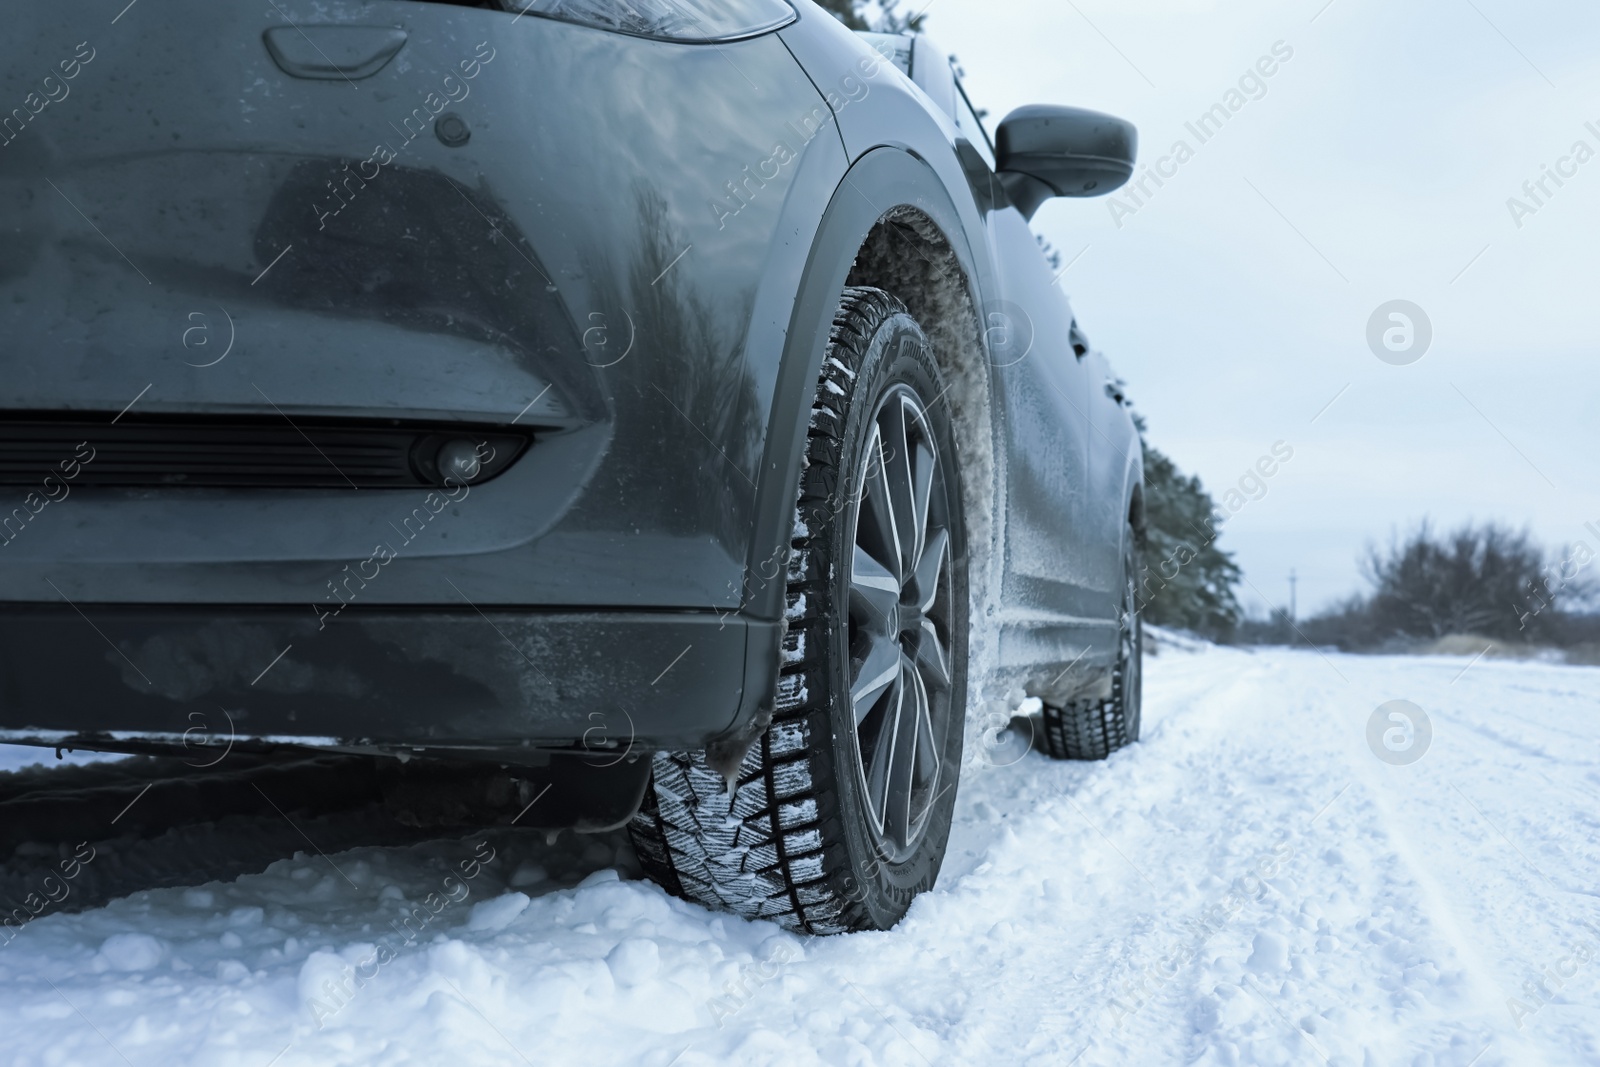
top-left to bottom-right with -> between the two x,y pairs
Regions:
628,286 -> 968,933
1040,527 -> 1143,760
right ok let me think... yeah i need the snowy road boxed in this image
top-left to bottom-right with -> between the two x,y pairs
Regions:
3,641 -> 1597,1066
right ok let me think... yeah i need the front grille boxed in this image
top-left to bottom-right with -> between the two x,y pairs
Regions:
0,417 -> 531,489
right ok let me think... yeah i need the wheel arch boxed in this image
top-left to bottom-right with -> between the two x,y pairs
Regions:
746,148 -> 997,631
1128,468 -> 1148,545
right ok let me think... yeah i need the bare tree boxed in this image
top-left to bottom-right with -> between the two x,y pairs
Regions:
1361,520 -> 1585,642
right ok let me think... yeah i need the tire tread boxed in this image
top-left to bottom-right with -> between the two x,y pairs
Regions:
1040,662 -> 1133,760
629,287 -> 913,934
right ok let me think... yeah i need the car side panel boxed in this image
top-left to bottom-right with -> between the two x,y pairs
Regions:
776,8 -> 1121,690
1084,345 -> 1145,611
986,212 -> 1103,622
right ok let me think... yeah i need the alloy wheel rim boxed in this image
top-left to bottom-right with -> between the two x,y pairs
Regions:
845,385 -> 954,862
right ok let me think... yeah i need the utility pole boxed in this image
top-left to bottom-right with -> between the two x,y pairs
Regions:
1288,568 -> 1297,624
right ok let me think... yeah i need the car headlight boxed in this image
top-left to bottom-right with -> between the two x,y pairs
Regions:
503,0 -> 796,43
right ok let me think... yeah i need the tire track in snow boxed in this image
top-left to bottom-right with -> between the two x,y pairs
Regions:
1332,655 -> 1600,1064
935,653 -> 1319,1064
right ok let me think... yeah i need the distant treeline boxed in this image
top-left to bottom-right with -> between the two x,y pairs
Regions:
1240,521 -> 1598,654
1129,423 -> 1597,656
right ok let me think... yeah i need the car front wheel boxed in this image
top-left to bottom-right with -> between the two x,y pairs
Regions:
629,286 -> 969,933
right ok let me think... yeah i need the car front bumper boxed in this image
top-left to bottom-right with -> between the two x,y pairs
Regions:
0,605 -> 777,760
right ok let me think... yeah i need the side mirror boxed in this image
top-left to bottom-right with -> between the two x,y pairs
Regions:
996,105 -> 1138,220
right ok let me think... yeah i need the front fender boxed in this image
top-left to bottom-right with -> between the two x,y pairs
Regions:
743,147 -> 984,624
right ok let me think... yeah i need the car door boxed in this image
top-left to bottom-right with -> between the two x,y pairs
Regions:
1080,329 -> 1139,620
943,68 -> 1105,631
918,62 -> 1124,704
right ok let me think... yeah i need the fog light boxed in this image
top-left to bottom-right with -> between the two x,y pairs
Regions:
436,439 -> 482,484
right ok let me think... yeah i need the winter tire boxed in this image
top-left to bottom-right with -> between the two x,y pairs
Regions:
629,286 -> 969,933
1040,526 -> 1143,760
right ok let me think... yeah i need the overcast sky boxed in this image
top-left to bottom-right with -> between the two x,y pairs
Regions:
927,0 -> 1600,617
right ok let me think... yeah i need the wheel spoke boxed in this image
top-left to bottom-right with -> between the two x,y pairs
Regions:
850,632 -> 901,726
879,401 -> 920,582
882,656 -> 924,851
915,617 -> 950,690
850,544 -> 900,632
856,425 -> 902,584
908,436 -> 936,571
862,667 -> 902,835
911,665 -> 940,796
910,527 -> 949,615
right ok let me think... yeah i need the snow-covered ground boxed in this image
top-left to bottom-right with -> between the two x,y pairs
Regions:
3,642 -> 1597,1066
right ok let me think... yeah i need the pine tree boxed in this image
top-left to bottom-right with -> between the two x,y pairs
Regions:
813,0 -> 925,33
812,0 -> 868,28
1133,419 -> 1243,638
